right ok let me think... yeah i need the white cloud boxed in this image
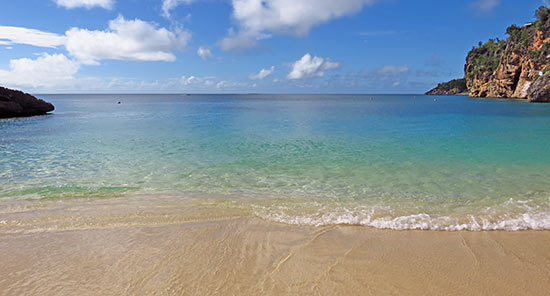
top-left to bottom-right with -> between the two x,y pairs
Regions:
249,66 -> 275,80
0,53 -> 79,88
162,0 -> 194,18
1,17 -> 189,65
470,0 -> 500,12
180,75 -> 215,87
55,0 -> 115,9
232,0 -> 376,36
216,80 -> 248,89
0,17 -> 192,90
197,46 -> 213,60
0,26 -> 66,48
287,53 -> 339,80
220,0 -> 376,52
65,16 -> 190,64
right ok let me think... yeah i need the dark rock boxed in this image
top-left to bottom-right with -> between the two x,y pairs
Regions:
0,86 -> 54,118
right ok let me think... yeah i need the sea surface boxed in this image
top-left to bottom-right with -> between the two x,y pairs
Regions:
2,94 -> 550,231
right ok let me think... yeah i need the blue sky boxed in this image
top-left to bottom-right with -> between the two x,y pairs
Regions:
0,0 -> 546,93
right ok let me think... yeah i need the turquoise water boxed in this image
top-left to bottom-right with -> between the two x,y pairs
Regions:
2,94 -> 550,230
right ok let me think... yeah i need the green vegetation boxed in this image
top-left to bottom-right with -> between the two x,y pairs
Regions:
467,38 -> 506,77
506,23 -> 536,49
434,78 -> 467,92
505,24 -> 521,37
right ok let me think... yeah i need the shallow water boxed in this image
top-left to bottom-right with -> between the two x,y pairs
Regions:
2,94 -> 550,230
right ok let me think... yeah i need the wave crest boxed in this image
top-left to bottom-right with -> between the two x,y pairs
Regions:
253,200 -> 550,231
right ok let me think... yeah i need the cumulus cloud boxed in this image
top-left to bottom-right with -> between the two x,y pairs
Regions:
197,46 -> 213,60
65,16 -> 190,64
162,0 -> 194,18
0,17 -> 189,65
0,26 -> 66,48
0,17 -> 190,89
249,66 -> 275,80
469,0 -> 500,12
287,53 -> 339,80
0,53 -> 79,88
55,0 -> 115,9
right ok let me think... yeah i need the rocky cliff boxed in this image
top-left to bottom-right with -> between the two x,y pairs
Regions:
0,86 -> 54,118
428,6 -> 550,102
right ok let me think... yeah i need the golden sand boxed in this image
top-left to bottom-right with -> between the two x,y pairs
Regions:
1,198 -> 550,295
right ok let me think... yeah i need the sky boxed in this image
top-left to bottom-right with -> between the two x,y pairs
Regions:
0,0 -> 546,93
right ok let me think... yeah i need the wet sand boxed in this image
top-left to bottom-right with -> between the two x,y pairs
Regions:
1,198 -> 550,295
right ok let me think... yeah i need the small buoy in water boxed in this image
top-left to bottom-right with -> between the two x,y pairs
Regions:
117,101 -> 121,104
434,99 -> 437,102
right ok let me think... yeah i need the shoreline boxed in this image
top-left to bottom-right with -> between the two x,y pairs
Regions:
2,217 -> 550,295
1,198 -> 550,295
2,194 -> 550,233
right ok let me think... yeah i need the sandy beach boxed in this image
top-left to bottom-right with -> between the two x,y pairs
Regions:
1,198 -> 550,296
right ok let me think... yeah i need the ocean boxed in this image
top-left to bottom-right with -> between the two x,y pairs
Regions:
2,94 -> 550,231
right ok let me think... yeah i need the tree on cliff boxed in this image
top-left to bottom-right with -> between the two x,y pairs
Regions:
536,6 -> 550,22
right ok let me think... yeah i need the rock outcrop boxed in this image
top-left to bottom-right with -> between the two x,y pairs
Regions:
425,79 -> 468,96
0,86 -> 54,118
428,6 -> 550,102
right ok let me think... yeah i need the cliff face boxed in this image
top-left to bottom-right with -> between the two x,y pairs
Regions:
0,86 -> 54,118
466,8 -> 550,102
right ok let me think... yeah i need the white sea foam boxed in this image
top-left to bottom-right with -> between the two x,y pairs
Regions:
254,200 -> 550,231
